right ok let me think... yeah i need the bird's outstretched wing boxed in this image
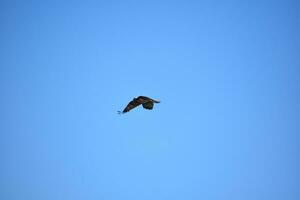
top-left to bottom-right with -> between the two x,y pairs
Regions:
118,96 -> 160,114
139,96 -> 160,103
118,96 -> 149,114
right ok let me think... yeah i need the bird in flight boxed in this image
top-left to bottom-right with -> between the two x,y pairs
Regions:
118,96 -> 160,114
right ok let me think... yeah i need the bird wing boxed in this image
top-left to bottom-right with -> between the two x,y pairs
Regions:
139,96 -> 160,103
121,96 -> 149,113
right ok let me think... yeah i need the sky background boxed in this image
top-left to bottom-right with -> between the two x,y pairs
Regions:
1,0 -> 299,199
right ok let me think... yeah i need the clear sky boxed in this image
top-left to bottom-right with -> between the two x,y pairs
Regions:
1,0 -> 299,199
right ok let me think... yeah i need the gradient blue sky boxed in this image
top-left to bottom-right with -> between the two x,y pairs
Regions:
1,0 -> 299,200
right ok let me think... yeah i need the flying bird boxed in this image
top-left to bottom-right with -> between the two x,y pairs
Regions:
118,96 -> 160,114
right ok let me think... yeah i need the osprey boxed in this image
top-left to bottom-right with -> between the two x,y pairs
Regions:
118,96 -> 160,114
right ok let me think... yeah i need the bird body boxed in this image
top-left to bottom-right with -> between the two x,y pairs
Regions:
118,96 -> 160,114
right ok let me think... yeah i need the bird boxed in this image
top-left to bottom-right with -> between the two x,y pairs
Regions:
118,96 -> 160,114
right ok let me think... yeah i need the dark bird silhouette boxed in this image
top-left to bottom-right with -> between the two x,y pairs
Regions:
118,96 -> 160,114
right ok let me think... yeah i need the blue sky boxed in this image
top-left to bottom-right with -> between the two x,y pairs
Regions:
1,0 -> 299,199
